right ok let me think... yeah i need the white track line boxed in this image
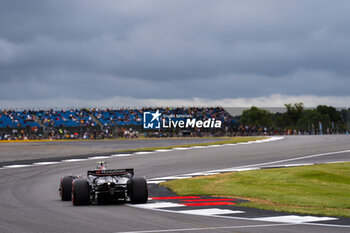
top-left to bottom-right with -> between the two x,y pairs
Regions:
128,203 -> 347,228
205,144 -> 224,148
134,202 -> 184,209
3,164 -> 34,168
172,147 -> 191,150
189,146 -> 207,149
62,158 -> 87,162
304,222 -> 350,228
147,180 -> 166,184
141,149 -> 350,227
235,149 -> 350,169
33,162 -> 61,165
282,163 -> 314,167
110,154 -> 132,157
134,151 -> 154,155
154,149 -> 173,152
87,156 -> 112,160
114,223 -> 296,233
150,176 -> 192,180
176,208 -> 244,216
252,215 -> 337,224
0,136 -> 285,169
147,155 -> 350,183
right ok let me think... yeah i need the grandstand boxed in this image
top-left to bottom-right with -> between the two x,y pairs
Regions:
2,106 -> 347,140
93,109 -> 143,127
36,109 -> 95,127
0,110 -> 39,128
0,107 -> 236,140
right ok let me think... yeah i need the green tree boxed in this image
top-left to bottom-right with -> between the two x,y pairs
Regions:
316,105 -> 345,132
241,106 -> 272,127
297,109 -> 328,132
316,105 -> 342,123
341,109 -> 350,131
284,103 -> 304,127
274,112 -> 288,129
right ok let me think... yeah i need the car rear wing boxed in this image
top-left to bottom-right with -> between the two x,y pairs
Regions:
87,168 -> 134,176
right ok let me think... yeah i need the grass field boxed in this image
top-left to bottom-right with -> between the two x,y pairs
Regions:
117,137 -> 267,152
162,162 -> 350,217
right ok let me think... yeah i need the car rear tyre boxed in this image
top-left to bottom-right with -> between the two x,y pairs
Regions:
72,179 -> 90,206
130,177 -> 148,204
60,176 -> 73,201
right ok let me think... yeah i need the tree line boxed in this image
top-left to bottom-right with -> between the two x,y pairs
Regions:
239,103 -> 349,134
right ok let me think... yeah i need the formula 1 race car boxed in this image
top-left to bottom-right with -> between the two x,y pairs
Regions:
59,162 -> 148,206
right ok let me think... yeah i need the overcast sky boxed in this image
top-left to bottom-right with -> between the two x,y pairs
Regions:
0,0 -> 349,108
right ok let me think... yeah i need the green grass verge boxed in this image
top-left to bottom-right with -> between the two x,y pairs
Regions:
116,137 -> 267,152
162,162 -> 350,217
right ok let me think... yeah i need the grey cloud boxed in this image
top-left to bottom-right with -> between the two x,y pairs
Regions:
0,0 -> 350,105
0,70 -> 346,102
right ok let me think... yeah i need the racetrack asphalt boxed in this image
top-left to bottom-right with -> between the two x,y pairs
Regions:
0,138 -> 223,164
0,135 -> 349,233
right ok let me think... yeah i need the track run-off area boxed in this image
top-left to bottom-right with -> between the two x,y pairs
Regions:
0,135 -> 349,233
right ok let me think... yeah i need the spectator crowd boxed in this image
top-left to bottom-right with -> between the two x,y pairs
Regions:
0,107 -> 235,140
1,106 -> 348,141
